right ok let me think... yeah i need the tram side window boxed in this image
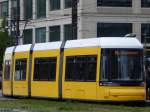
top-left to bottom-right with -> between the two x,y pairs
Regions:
65,55 -> 97,82
4,60 -> 11,80
146,50 -> 150,76
34,57 -> 57,81
14,59 -> 27,81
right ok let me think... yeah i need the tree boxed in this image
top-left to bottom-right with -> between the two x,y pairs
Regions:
0,19 -> 15,71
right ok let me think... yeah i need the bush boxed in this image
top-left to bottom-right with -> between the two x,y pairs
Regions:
0,19 -> 15,71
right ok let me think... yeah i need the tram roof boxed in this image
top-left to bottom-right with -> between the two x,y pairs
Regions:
5,37 -> 143,54
5,46 -> 15,54
65,37 -> 143,49
33,41 -> 62,51
15,44 -> 32,53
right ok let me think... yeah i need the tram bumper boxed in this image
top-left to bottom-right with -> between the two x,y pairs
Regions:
102,87 -> 146,101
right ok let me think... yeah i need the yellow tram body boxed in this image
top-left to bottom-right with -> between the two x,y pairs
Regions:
12,45 -> 31,96
2,37 -> 146,102
31,49 -> 60,98
2,51 -> 13,95
62,47 -> 100,100
62,47 -> 145,101
12,52 -> 29,96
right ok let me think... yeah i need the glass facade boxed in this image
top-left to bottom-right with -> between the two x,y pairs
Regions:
141,24 -> 150,43
11,0 -> 18,19
0,1 -> 8,18
64,0 -> 72,8
23,29 -> 33,44
49,26 -> 60,42
141,0 -> 150,7
97,23 -> 132,37
50,0 -> 60,10
97,0 -> 132,7
64,24 -> 73,41
2,0 -> 150,45
37,0 -> 46,18
24,0 -> 32,19
35,27 -> 46,43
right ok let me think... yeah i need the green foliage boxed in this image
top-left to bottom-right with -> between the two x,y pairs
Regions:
0,99 -> 148,112
0,19 -> 15,70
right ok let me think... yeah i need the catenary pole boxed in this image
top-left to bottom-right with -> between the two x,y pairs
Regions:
16,0 -> 20,45
72,0 -> 78,40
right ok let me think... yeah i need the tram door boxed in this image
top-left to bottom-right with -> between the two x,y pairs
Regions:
62,48 -> 99,100
2,46 -> 15,96
13,52 -> 29,97
3,59 -> 12,96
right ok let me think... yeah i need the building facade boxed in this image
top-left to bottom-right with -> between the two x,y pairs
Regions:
0,0 -> 150,46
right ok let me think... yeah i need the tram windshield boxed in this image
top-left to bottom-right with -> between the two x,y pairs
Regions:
101,49 -> 143,82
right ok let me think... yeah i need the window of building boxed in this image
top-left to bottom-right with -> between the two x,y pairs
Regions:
23,29 -> 33,44
35,27 -> 46,43
50,0 -> 60,10
64,24 -> 73,41
97,23 -> 132,37
0,1 -> 8,18
24,0 -> 33,19
11,0 -> 18,19
64,0 -> 72,8
34,57 -> 57,81
37,0 -> 46,18
65,55 -> 97,82
97,0 -> 132,7
14,59 -> 27,81
141,0 -> 150,7
49,26 -> 60,42
141,24 -> 150,43
4,60 -> 11,80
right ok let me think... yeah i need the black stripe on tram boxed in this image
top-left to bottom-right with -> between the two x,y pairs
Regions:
11,46 -> 17,97
58,41 -> 65,99
28,44 -> 35,97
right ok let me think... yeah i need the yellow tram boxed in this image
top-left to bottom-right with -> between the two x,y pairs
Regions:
2,37 -> 146,102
